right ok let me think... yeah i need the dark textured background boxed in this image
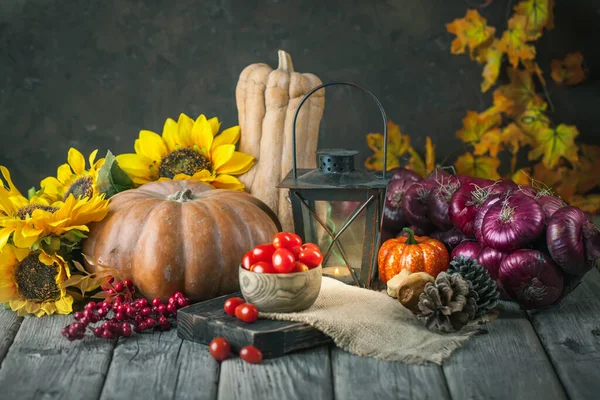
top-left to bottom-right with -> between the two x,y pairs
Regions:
1,0 -> 598,193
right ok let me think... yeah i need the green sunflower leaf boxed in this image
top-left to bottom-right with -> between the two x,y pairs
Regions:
97,150 -> 135,198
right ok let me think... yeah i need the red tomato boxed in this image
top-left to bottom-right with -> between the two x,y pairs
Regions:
291,261 -> 310,273
224,297 -> 245,316
241,251 -> 255,270
209,337 -> 231,361
298,246 -> 323,268
290,245 -> 302,258
239,345 -> 263,364
251,244 -> 276,263
235,303 -> 259,323
272,232 -> 302,250
303,243 -> 321,252
250,261 -> 276,274
272,248 -> 296,273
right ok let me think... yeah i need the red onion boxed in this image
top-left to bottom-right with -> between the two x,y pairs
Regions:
536,195 -> 566,224
449,179 -> 499,236
473,194 -> 503,246
480,193 -> 544,253
382,172 -> 422,233
583,220 -> 600,271
547,207 -> 593,276
401,180 -> 436,233
390,167 -> 422,182
396,225 -> 432,238
428,175 -> 461,230
516,185 -> 537,199
499,249 -> 563,309
495,178 -> 518,191
427,168 -> 451,181
429,228 -> 467,252
478,247 -> 510,300
450,241 -> 482,260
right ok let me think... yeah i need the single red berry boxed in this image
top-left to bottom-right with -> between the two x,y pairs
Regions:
146,318 -> 156,327
141,307 -> 152,317
235,303 -> 259,323
174,292 -> 184,299
108,277 -> 115,284
239,345 -> 263,364
125,306 -> 136,317
101,330 -> 112,339
124,279 -> 134,290
106,288 -> 115,295
60,327 -> 69,338
166,303 -> 177,314
114,295 -> 125,304
152,298 -> 162,307
209,337 -> 231,361
74,311 -> 84,321
157,304 -> 167,314
93,327 -> 103,337
97,308 -> 107,318
157,316 -> 168,325
138,298 -> 149,308
168,297 -> 177,305
223,297 -> 245,317
177,298 -> 189,308
80,317 -> 90,326
114,281 -> 125,293
134,315 -> 144,324
85,302 -> 96,311
115,312 -> 126,321
122,323 -> 132,337
134,324 -> 145,333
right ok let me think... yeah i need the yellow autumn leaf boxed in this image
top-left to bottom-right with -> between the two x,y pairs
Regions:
517,99 -> 550,136
571,195 -> 600,215
456,110 -> 502,144
499,15 -> 536,68
512,168 -> 533,186
475,39 -> 503,92
454,152 -> 501,180
575,144 -> 600,193
502,123 -> 531,173
523,60 -> 546,86
446,9 -> 496,59
493,68 -> 543,117
365,120 -> 410,171
551,52 -> 588,85
513,0 -> 554,39
425,137 -> 436,176
529,124 -> 579,168
473,128 -> 502,158
407,148 -> 426,178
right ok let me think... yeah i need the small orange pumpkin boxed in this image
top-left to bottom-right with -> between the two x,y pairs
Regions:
378,228 -> 449,283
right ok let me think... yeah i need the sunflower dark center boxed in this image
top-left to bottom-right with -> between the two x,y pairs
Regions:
158,148 -> 212,179
16,204 -> 58,219
63,176 -> 94,201
14,253 -> 60,302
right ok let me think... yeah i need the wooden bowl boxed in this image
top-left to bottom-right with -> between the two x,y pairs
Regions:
238,265 -> 322,313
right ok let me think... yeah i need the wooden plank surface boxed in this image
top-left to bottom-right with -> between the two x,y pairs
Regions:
331,348 -> 450,400
442,302 -> 567,400
0,308 -> 22,363
528,270 -> 600,400
0,314 -> 115,400
99,329 -> 219,400
218,346 -> 333,400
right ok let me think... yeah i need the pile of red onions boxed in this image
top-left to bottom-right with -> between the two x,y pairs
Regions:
381,167 -> 600,309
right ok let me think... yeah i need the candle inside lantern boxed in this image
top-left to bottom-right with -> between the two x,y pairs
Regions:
322,265 -> 354,284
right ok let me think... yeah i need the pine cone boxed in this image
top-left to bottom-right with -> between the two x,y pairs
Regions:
448,256 -> 500,317
417,272 -> 478,333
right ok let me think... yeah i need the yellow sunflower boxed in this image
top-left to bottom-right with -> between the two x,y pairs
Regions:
0,166 -> 109,250
0,244 -> 73,317
40,148 -> 104,203
116,113 -> 255,190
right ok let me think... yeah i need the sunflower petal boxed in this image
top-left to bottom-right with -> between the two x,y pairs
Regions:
162,118 -> 180,152
211,144 -> 235,171
12,228 -> 38,248
68,148 -> 86,174
208,117 -> 221,136
116,153 -> 156,182
56,163 -> 73,183
0,166 -> 21,196
191,115 -> 214,154
186,170 -> 213,180
210,174 -> 246,190
0,228 -> 14,250
177,113 -> 195,147
9,298 -> 27,311
54,295 -> 74,314
212,126 -> 241,149
88,149 -> 99,167
215,151 -> 255,175
135,130 -> 168,162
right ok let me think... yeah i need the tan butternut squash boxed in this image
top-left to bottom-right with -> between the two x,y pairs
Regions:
235,50 -> 325,231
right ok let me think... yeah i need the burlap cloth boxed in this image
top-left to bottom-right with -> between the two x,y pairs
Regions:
261,276 -> 478,365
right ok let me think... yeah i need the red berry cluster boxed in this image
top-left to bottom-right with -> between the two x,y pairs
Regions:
61,278 -> 189,341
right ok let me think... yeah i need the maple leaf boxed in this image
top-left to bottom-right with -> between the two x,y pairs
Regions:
446,10 -> 496,59
529,123 -> 579,168
473,128 -> 502,158
455,152 -> 500,180
523,60 -> 546,86
571,195 -> 600,215
475,39 -> 503,92
517,98 -> 550,136
575,144 -> 600,193
493,68 -> 543,117
425,136 -> 436,176
512,168 -> 533,186
456,110 -> 502,144
407,137 -> 436,178
499,15 -> 536,68
365,120 -> 410,171
532,163 -> 576,201
501,123 -> 531,172
551,52 -> 588,85
513,0 -> 554,39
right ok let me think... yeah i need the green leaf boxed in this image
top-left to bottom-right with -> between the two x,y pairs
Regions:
27,187 -> 37,200
97,150 -> 135,198
3,303 -> 11,310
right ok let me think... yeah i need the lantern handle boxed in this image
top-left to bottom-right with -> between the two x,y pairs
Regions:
292,81 -> 388,180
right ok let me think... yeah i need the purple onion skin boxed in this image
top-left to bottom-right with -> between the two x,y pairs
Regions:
448,180 -> 495,237
427,169 -> 451,182
450,241 -> 482,261
473,194 -> 503,246
382,175 -> 422,232
499,249 -> 564,309
428,175 -> 460,230
390,167 -> 422,182
547,206 -> 593,276
536,195 -> 566,224
402,180 -> 436,232
396,225 -> 432,238
516,185 -> 537,199
495,178 -> 518,191
430,228 -> 467,252
481,193 -> 544,253
478,247 -> 510,299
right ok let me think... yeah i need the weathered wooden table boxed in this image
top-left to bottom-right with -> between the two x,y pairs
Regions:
0,270 -> 598,399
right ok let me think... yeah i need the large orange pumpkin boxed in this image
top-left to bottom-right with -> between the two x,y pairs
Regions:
82,180 -> 280,302
378,228 -> 449,283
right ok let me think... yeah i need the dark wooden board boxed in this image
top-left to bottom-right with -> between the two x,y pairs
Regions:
442,302 -> 567,400
177,292 -> 332,359
528,270 -> 600,400
0,308 -> 22,364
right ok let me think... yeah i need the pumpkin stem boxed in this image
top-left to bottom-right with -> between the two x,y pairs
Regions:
167,189 -> 196,202
277,49 -> 294,73
402,227 -> 419,245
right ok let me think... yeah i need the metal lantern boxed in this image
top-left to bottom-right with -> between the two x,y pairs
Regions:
278,81 -> 389,288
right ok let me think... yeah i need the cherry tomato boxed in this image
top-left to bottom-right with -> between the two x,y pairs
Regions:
224,297 -> 245,316
298,246 -> 323,268
272,232 -> 302,250
251,244 -> 276,263
272,248 -> 296,273
235,303 -> 259,323
290,245 -> 302,258
239,345 -> 263,364
303,243 -> 321,252
250,261 -> 277,274
291,261 -> 310,273
209,337 -> 231,361
241,251 -> 255,270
